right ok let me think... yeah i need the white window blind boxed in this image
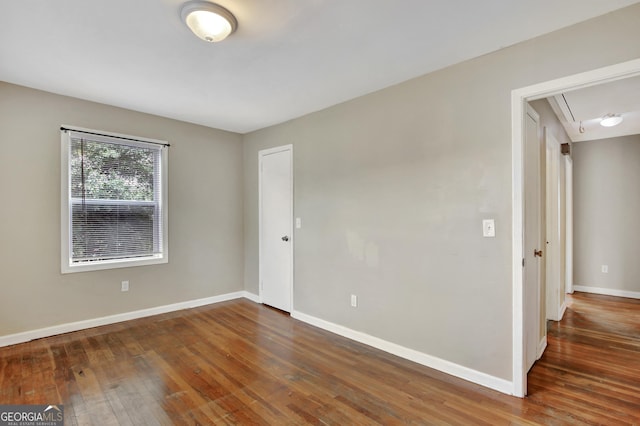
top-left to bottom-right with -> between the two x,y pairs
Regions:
61,127 -> 168,272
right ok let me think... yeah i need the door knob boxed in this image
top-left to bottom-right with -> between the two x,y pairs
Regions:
534,249 -> 543,257
282,236 -> 289,242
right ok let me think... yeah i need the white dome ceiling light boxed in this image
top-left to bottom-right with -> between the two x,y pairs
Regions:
181,1 -> 237,43
600,113 -> 623,127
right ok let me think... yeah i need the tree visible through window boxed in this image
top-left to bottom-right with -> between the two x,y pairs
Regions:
61,128 -> 168,272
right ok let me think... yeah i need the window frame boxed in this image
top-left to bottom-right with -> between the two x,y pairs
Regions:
61,125 -> 169,273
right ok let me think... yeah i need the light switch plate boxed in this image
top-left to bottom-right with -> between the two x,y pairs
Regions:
483,219 -> 495,237
296,217 -> 301,229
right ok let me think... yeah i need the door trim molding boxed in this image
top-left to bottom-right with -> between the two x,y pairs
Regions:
258,144 -> 294,312
565,155 -> 574,295
511,58 -> 640,397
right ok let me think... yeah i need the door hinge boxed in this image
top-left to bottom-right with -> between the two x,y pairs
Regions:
522,258 -> 525,267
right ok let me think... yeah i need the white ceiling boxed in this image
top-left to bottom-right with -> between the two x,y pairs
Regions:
549,76 -> 640,142
1,0 -> 638,134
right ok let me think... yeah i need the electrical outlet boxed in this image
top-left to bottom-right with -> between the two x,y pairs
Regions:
350,294 -> 357,307
601,265 -> 608,273
121,280 -> 129,292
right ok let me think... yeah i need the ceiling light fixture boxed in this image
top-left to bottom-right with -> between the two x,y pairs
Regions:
180,1 -> 237,43
600,113 -> 623,127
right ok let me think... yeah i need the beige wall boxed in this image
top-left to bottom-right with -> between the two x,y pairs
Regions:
0,82 -> 244,336
244,4 -> 640,381
573,135 -> 640,294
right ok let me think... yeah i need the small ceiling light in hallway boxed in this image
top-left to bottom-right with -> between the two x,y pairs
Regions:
600,113 -> 623,127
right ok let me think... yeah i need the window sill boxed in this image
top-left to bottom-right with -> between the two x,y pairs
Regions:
61,255 -> 167,274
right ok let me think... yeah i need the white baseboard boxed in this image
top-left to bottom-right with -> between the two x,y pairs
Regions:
559,300 -> 567,320
1,291 -> 513,396
573,285 -> 640,300
242,291 -> 260,303
291,310 -> 513,395
0,291 -> 256,348
537,335 -> 547,360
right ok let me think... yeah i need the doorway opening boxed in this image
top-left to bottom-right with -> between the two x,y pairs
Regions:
511,58 -> 640,397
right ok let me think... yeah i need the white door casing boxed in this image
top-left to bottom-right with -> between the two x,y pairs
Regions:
259,145 -> 293,312
565,155 -> 574,295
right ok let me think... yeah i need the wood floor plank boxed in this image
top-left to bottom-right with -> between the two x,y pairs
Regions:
1,292 -> 639,424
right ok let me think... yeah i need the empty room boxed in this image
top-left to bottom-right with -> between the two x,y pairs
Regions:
1,1 -> 640,424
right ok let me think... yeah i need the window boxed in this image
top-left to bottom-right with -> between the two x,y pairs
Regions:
61,127 -> 168,273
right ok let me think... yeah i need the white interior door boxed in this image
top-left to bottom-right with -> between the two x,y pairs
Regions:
545,131 -> 562,321
259,145 -> 293,312
524,104 -> 543,374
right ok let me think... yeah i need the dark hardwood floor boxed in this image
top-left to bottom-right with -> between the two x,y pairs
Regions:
527,292 -> 640,425
0,292 -> 639,425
